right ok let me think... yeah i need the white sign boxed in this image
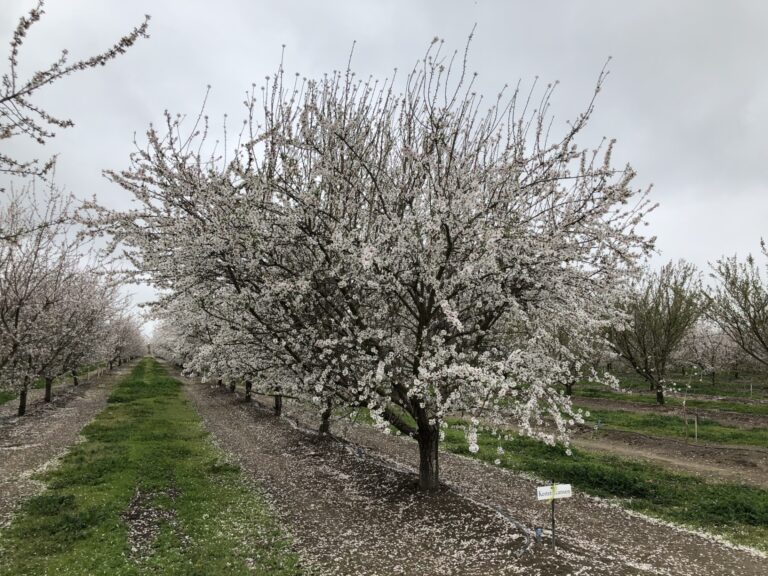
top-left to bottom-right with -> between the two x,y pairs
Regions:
536,483 -> 573,501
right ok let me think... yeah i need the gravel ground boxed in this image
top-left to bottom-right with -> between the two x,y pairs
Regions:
0,363 -> 133,528
183,377 -> 767,576
185,383 -> 533,576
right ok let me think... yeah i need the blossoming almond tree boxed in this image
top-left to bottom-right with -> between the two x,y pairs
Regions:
99,39 -> 654,490
0,191 -> 73,413
0,190 -> 144,414
676,319 -> 739,385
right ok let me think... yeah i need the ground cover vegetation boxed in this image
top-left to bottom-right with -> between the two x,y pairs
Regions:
0,358 -> 301,575
573,385 -> 768,416
581,408 -> 768,447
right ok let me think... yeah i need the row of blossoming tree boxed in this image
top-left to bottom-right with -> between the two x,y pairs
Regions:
93,38 -> 657,491
0,190 -> 146,415
0,1 -> 149,416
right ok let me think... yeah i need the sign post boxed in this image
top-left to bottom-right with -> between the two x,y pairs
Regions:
536,481 -> 572,553
551,481 -> 556,552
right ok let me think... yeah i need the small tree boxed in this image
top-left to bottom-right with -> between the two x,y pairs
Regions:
676,319 -> 737,386
709,250 -> 768,369
608,261 -> 703,404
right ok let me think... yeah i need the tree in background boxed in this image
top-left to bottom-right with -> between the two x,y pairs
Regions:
0,190 -> 144,415
608,261 -> 703,404
709,250 -> 768,370
676,319 -> 738,386
0,190 -> 72,413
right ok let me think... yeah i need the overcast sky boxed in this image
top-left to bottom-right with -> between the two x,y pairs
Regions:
3,0 -> 767,329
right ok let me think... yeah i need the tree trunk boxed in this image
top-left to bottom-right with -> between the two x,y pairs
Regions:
564,381 -> 574,396
109,360 -> 114,371
72,370 -> 79,386
44,376 -> 53,403
18,385 -> 28,416
319,399 -> 332,436
229,381 -> 236,393
217,378 -> 223,388
417,425 -> 440,491
711,371 -> 715,386
244,380 -> 252,402
681,366 -> 686,376
655,383 -> 665,405
273,394 -> 283,416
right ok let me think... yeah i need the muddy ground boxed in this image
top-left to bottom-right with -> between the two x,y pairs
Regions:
565,395 -> 768,487
572,427 -> 768,488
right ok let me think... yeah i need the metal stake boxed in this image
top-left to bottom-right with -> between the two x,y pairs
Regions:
551,480 -> 556,553
694,411 -> 699,442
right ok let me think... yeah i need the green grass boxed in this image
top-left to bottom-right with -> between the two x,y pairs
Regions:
442,419 -> 768,552
0,358 -> 301,575
573,386 -> 768,416
586,408 -> 768,447
604,370 -> 768,398
0,390 -> 15,405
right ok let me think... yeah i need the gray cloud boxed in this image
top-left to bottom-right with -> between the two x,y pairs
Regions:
3,0 -> 767,318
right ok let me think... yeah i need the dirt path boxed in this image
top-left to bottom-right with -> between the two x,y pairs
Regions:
184,381 -> 766,576
571,428 -> 768,488
0,363 -> 134,528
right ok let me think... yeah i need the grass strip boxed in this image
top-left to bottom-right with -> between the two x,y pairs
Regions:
442,420 -> 768,552
585,408 -> 768,447
574,387 -> 768,416
598,372 -> 768,398
0,358 -> 301,575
